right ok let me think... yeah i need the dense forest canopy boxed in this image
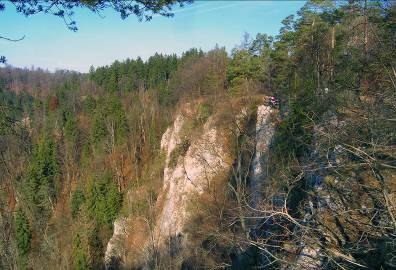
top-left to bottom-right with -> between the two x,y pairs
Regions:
0,0 -> 395,269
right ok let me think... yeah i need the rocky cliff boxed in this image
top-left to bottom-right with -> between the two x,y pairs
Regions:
104,97 -> 276,268
104,94 -> 396,270
156,107 -> 230,242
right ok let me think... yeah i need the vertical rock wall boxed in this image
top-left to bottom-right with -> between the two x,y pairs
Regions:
250,105 -> 275,204
104,100 -> 277,268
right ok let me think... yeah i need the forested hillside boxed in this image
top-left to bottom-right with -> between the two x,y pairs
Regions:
0,1 -> 395,269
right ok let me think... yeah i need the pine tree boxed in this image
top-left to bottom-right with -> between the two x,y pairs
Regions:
26,135 -> 58,216
86,173 -> 122,229
15,209 -> 31,267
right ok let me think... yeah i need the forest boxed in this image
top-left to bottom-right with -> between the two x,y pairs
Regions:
0,0 -> 395,269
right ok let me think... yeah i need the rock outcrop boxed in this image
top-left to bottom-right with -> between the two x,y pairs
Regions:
104,99 -> 277,268
250,105 -> 275,204
104,217 -> 129,269
156,106 -> 230,243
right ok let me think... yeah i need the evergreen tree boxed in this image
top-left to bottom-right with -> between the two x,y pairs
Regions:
15,209 -> 31,267
86,173 -> 122,229
64,116 -> 79,144
72,233 -> 90,270
90,95 -> 127,147
26,134 -> 58,217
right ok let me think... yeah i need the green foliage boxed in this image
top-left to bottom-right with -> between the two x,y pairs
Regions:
106,70 -> 118,93
81,141 -> 93,164
226,49 -> 259,87
83,95 -> 96,115
15,209 -> 31,257
26,134 -> 59,215
64,116 -> 79,144
158,86 -> 173,106
91,53 -> 179,93
86,173 -> 122,228
0,105 -> 14,136
91,112 -> 107,145
0,88 -> 33,142
72,233 -> 90,270
274,99 -> 313,161
90,95 -> 128,146
0,87 -> 33,120
70,188 -> 85,219
181,47 -> 205,62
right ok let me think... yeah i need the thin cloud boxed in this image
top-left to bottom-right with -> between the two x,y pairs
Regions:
152,2 -> 210,18
153,1 -> 251,19
193,2 -> 246,15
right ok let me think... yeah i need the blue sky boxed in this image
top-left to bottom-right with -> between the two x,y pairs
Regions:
0,1 -> 305,72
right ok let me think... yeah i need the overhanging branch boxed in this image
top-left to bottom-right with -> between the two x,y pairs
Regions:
0,35 -> 25,42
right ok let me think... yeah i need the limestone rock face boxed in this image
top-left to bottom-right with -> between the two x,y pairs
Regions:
157,112 -> 230,242
156,103 -> 276,243
250,105 -> 275,203
104,100 -> 277,267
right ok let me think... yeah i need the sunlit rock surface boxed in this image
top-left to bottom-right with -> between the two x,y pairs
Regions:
104,99 -> 277,268
156,109 -> 230,242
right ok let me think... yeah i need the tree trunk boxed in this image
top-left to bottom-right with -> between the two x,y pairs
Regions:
364,0 -> 368,55
330,26 -> 335,81
317,50 -> 320,91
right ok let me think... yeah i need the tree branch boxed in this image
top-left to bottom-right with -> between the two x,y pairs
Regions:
0,35 -> 25,42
